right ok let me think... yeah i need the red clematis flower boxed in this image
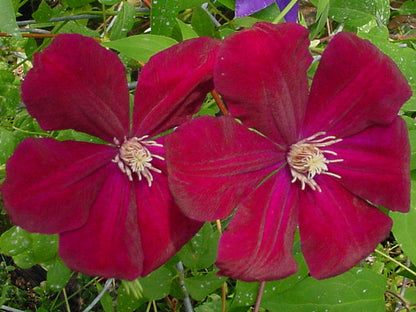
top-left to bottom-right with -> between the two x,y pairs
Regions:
166,23 -> 412,281
1,34 -> 219,280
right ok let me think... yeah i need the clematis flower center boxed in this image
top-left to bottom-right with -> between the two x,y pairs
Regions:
287,132 -> 343,192
113,136 -> 164,187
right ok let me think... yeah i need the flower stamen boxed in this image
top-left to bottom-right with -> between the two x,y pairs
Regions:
287,132 -> 343,192
113,136 -> 164,187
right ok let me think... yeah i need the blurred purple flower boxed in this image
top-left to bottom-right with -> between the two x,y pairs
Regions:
235,0 -> 298,22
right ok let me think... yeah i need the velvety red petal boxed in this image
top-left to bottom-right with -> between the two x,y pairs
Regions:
132,37 -> 220,137
21,34 -> 130,143
214,22 -> 311,145
1,138 -> 116,234
330,117 -> 410,212
59,168 -> 143,280
304,32 -> 412,138
134,160 -> 203,276
166,116 -> 285,221
299,177 -> 392,279
217,172 -> 299,282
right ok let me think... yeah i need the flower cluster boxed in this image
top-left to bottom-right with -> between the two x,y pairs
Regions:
1,22 -> 411,282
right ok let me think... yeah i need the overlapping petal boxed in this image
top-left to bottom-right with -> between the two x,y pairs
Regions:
134,157 -> 203,275
132,37 -> 220,137
21,34 -> 130,143
330,117 -> 410,212
166,115 -> 285,221
217,172 -> 299,281
59,167 -> 142,280
1,138 -> 116,234
214,22 -> 311,145
303,32 -> 412,138
299,177 -> 392,279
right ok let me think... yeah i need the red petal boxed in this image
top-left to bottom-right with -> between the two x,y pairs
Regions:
132,37 -> 220,137
214,22 -> 311,145
299,177 -> 392,279
1,138 -> 116,234
331,117 -> 410,212
59,168 -> 142,280
166,116 -> 284,221
59,150 -> 201,280
304,32 -> 412,138
217,172 -> 299,281
134,163 -> 203,276
21,34 -> 130,143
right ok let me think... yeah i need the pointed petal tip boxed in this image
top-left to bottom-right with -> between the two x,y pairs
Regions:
133,36 -> 220,136
300,178 -> 393,280
22,33 -> 130,143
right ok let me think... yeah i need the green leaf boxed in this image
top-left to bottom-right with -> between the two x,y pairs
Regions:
102,35 -> 178,63
230,239 -> 308,310
0,226 -> 32,256
96,282 -> 115,312
191,6 -> 215,37
176,19 -> 198,40
0,0 -> 20,36
151,0 -> 180,36
0,226 -> 58,268
110,1 -> 136,40
392,179 -> 416,263
185,271 -> 226,301
31,233 -> 59,263
47,258 -> 72,290
404,287 -> 416,305
230,280 -> 258,309
13,250 -> 37,269
0,128 -> 17,164
329,0 -> 390,28
409,130 -> 416,171
116,282 -> 146,312
139,266 -> 174,300
251,3 -> 280,22
57,20 -> 100,37
32,1 -> 54,23
398,0 -> 416,15
310,0 -> 329,38
55,129 -> 105,144
62,0 -> 95,8
178,0 -> 207,11
194,294 -> 223,312
177,223 -> 220,270
99,0 -> 122,5
262,268 -> 386,312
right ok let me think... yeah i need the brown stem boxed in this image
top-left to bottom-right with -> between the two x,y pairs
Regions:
143,0 -> 152,9
0,32 -> 102,42
253,281 -> 266,312
211,90 -> 229,116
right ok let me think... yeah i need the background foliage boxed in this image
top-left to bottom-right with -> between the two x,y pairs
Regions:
0,0 -> 416,311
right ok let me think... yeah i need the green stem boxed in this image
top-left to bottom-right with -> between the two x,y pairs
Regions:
272,0 -> 297,24
374,249 -> 416,277
62,288 -> 71,312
